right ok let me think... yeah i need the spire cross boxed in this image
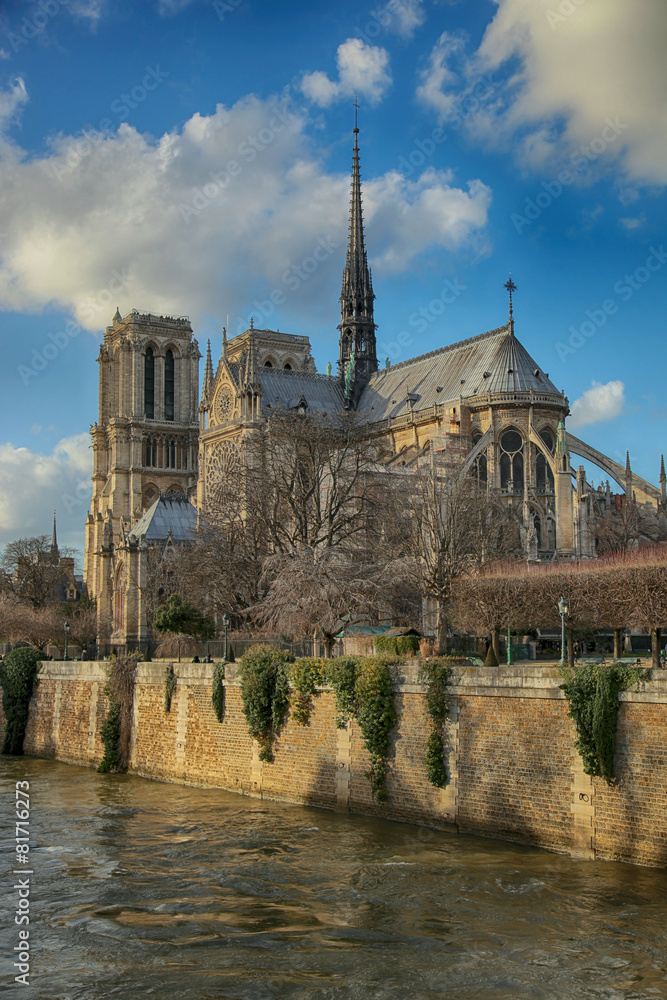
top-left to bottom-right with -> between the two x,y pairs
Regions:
504,272 -> 517,330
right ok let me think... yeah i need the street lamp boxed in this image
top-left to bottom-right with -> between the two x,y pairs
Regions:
558,596 -> 569,667
63,620 -> 70,661
222,614 -> 230,661
507,620 -> 512,666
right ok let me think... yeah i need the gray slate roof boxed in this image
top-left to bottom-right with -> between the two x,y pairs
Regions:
128,494 -> 198,543
259,370 -> 345,415
357,325 -> 562,423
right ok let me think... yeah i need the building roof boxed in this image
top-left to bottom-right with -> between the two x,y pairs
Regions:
259,369 -> 345,415
357,325 -> 563,422
127,492 -> 198,543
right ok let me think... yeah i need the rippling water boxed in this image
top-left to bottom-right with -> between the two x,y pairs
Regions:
1,758 -> 666,999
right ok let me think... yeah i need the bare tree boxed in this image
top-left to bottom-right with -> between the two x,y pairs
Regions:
243,408 -> 383,555
401,463 -> 520,651
248,545 -> 419,656
1,536 -> 77,608
593,497 -> 666,554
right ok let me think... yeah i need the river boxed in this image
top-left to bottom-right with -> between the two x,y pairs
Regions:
1,758 -> 665,999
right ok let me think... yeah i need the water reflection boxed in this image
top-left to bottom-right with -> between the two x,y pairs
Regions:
1,758 -> 665,999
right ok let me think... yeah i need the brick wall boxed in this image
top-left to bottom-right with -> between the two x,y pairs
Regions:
2,660 -> 666,867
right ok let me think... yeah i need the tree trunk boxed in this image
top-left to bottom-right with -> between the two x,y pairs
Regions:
492,626 -> 500,658
613,628 -> 623,661
323,635 -> 335,659
651,627 -> 661,671
436,602 -> 448,655
567,629 -> 574,669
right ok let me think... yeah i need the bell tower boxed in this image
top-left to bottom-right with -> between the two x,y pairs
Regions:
84,309 -> 200,602
338,104 -> 377,405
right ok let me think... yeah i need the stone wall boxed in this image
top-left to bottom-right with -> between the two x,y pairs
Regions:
2,660 -> 666,867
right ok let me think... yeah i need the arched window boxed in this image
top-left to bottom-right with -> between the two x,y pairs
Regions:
500,453 -> 511,490
283,363 -> 292,370
499,429 -> 524,493
145,347 -> 155,419
264,360 -> 273,368
165,349 -> 175,421
471,430 -> 487,484
536,451 -> 555,492
539,427 -> 555,453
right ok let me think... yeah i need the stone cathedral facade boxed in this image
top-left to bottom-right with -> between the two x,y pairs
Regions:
84,127 -> 665,648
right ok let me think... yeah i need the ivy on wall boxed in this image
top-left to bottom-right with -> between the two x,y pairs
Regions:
419,658 -> 453,788
560,662 -> 648,783
211,662 -> 226,723
289,658 -> 325,726
238,646 -> 294,762
0,647 -> 42,756
164,665 -> 177,713
353,657 -> 397,803
98,652 -> 139,774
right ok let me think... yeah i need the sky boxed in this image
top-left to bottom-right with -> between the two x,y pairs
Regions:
0,0 -> 665,562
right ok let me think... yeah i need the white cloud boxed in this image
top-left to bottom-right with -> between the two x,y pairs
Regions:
420,0 -> 667,186
0,85 -> 490,334
0,76 -> 27,129
301,38 -> 391,107
416,32 -> 465,121
619,216 -> 644,231
568,380 -> 625,429
378,0 -> 426,38
0,434 -> 92,556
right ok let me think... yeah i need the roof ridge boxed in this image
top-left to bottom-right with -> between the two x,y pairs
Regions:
374,323 -> 511,375
261,369 -> 338,382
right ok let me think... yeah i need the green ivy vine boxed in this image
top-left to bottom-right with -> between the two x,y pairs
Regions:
354,657 -> 397,803
164,665 -> 177,713
560,661 -> 648,784
98,701 -> 122,773
97,652 -> 139,774
289,658 -> 324,726
322,656 -> 359,729
211,662 -> 226,723
0,647 -> 42,756
374,634 -> 420,657
419,658 -> 453,788
238,645 -> 294,762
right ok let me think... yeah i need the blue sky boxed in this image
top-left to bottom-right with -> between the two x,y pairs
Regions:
0,0 -> 665,559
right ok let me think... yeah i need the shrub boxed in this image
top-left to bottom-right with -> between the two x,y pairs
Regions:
289,658 -> 325,726
0,647 -> 42,755
238,645 -> 294,762
211,662 -> 225,723
374,634 -> 419,657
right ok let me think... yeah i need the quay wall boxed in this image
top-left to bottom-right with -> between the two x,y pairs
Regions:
2,661 -> 666,867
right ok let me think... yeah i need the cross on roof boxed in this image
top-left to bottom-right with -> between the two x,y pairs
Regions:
504,272 -> 517,331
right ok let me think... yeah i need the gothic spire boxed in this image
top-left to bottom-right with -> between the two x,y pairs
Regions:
660,454 -> 666,502
203,339 -> 213,394
50,511 -> 58,559
338,100 -> 377,402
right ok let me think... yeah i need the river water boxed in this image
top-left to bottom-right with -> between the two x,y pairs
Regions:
1,758 -> 666,999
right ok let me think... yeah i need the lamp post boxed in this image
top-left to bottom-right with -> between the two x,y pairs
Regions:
63,620 -> 70,661
558,596 -> 569,667
222,614 -> 230,662
507,620 -> 512,666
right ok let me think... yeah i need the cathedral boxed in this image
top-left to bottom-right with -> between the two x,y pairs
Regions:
83,124 -> 665,649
